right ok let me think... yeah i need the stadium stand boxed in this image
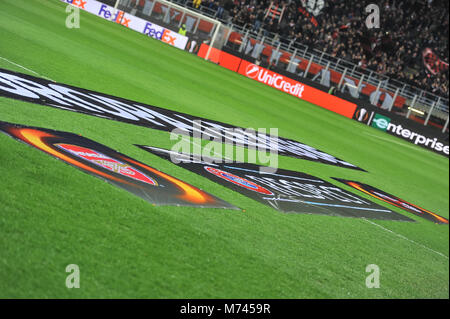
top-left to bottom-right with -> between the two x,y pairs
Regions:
169,0 -> 449,99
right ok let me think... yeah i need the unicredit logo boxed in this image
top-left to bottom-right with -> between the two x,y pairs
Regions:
245,64 -> 305,98
246,64 -> 260,79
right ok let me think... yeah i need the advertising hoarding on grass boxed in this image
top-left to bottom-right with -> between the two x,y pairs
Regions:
137,146 -> 415,222
0,68 -> 364,171
333,178 -> 449,224
0,121 -> 238,209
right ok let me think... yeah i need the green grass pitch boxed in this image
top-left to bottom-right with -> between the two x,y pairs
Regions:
0,0 -> 448,298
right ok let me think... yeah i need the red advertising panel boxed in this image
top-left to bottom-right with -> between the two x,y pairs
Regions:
197,44 -> 242,72
237,59 -> 357,118
226,32 -> 406,109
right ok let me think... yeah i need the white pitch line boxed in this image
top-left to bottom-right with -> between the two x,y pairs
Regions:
363,131 -> 429,153
0,56 -> 55,82
363,218 -> 449,260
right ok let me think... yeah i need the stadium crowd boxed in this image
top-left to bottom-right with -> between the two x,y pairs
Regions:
184,0 -> 449,98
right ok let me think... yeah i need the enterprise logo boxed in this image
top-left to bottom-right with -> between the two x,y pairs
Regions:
386,123 -> 449,154
371,113 -> 391,131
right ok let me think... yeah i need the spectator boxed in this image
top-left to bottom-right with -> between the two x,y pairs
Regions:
173,0 -> 449,97
216,0 -> 226,18
193,0 -> 202,9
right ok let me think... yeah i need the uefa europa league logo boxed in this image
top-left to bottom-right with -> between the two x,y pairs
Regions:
357,108 -> 367,121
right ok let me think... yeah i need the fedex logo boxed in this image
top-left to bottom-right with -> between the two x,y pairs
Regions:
61,0 -> 87,9
143,23 -> 176,46
98,4 -> 130,27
